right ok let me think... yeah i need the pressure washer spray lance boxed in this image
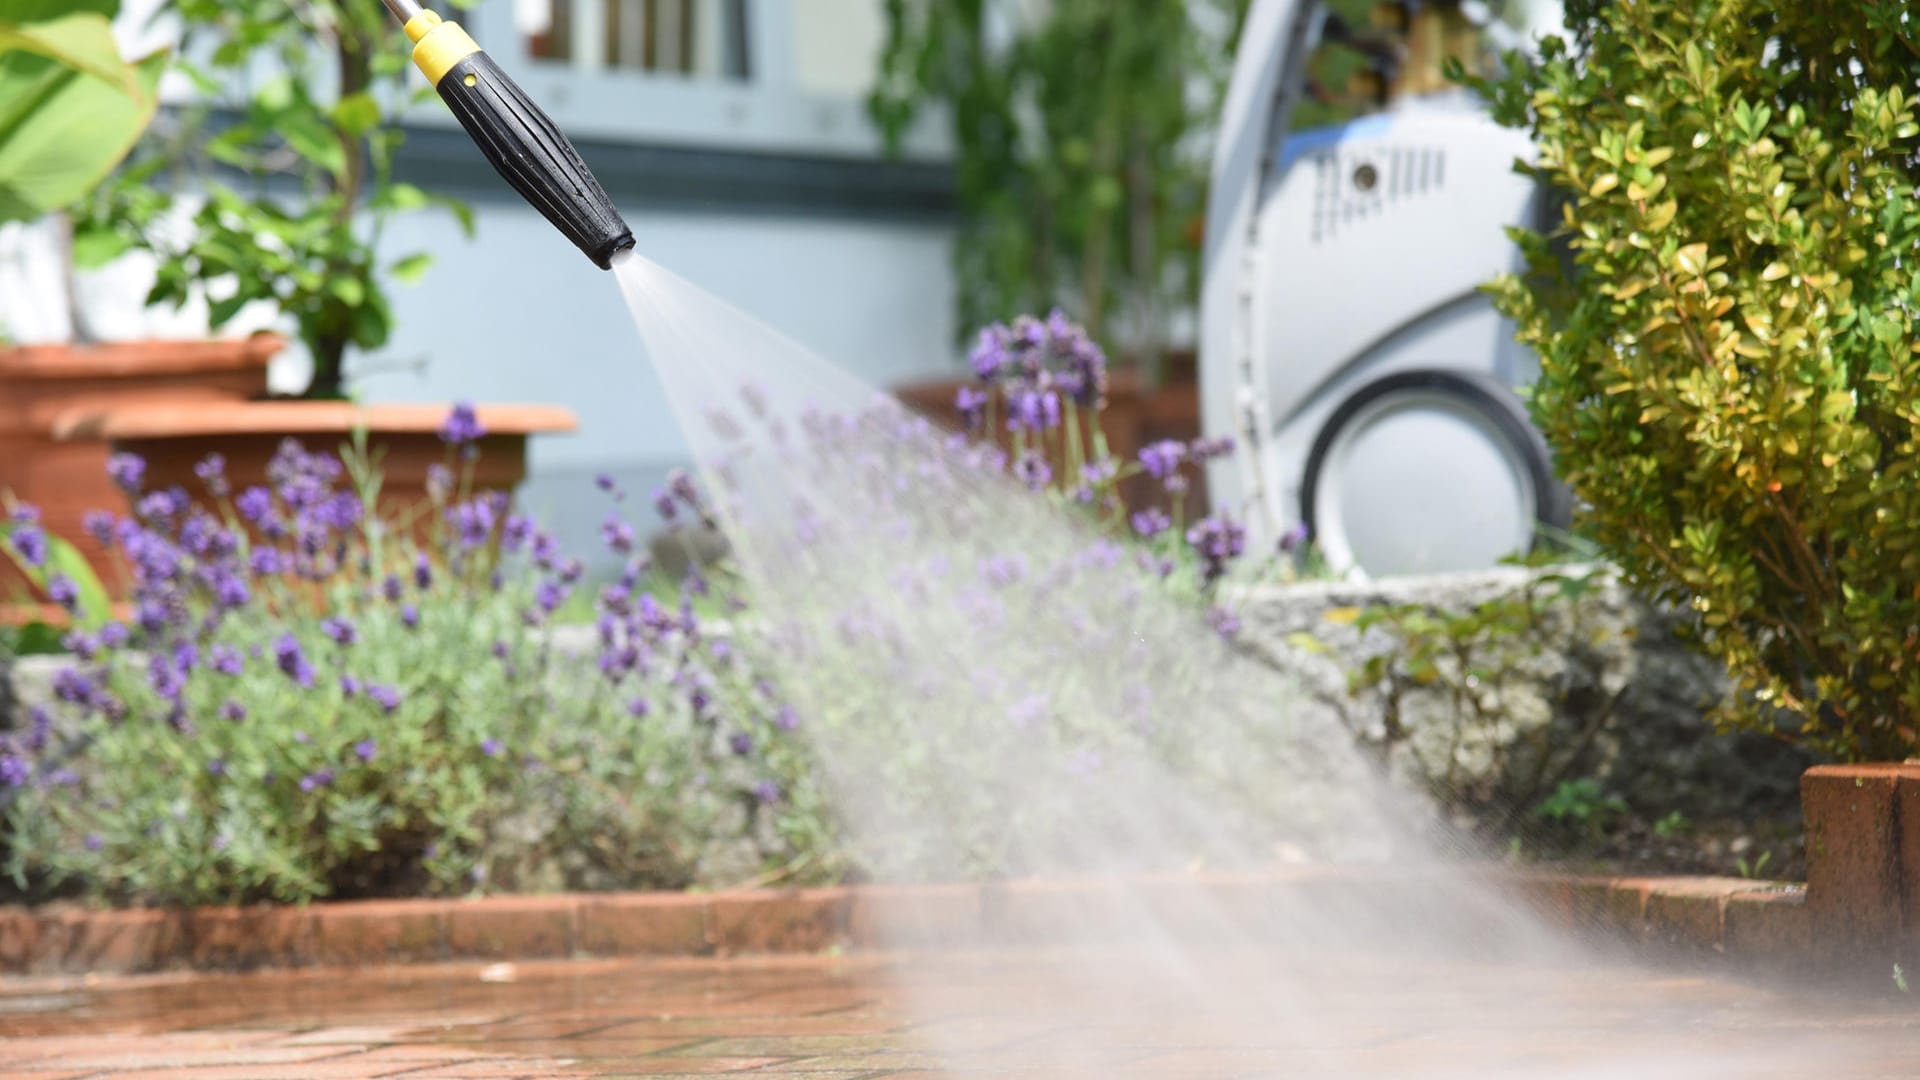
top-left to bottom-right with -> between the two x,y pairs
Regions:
378,0 -> 635,270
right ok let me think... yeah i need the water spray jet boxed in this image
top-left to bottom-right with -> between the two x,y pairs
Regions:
379,0 -> 634,269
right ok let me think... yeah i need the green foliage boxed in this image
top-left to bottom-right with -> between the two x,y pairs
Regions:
1476,0 -> 1920,760
1651,809 -> 1689,839
869,0 -> 1250,370
0,4 -> 163,225
1734,849 -> 1772,879
1533,778 -> 1627,836
77,0 -> 474,399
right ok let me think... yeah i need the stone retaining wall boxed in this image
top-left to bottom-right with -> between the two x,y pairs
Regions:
1229,565 -> 1813,826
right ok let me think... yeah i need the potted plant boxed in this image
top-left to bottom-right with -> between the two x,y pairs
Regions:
50,0 -> 575,533
0,2 -> 277,616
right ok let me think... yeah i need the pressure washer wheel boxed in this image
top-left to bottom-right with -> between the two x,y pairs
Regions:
1299,369 -> 1570,580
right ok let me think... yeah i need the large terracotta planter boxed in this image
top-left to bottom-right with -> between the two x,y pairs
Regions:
48,401 -> 579,537
894,355 -> 1205,519
0,336 -> 280,608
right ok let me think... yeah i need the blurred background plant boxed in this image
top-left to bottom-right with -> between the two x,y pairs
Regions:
72,0 -> 475,399
0,1 -> 166,342
1474,0 -> 1920,761
869,0 -> 1253,381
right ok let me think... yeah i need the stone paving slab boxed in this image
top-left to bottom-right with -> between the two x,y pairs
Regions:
2,949 -> 1919,1078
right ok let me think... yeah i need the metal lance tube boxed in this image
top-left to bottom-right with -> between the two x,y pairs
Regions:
381,1 -> 634,269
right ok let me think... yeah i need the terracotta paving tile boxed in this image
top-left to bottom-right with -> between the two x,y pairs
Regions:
389,1060 -> 591,1078
83,1060 -> 430,1080
23,1043 -> 369,1071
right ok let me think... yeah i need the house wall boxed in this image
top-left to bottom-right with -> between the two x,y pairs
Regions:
1,0 -> 963,575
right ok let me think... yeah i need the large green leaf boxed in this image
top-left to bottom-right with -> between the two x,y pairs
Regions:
0,24 -> 163,225
0,10 -> 133,90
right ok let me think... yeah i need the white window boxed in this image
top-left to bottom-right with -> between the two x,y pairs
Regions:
516,0 -> 751,80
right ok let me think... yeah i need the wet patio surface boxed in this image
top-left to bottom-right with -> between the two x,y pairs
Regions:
1,949 -> 1917,1079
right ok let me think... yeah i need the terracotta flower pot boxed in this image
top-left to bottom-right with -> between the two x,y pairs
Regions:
0,336 -> 280,609
893,357 -> 1205,520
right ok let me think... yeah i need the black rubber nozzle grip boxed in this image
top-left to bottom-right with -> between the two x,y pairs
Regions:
436,52 -> 634,269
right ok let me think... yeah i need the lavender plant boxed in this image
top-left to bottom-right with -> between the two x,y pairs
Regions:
0,410 -> 827,906
675,378 -> 1390,884
956,310 -> 1312,635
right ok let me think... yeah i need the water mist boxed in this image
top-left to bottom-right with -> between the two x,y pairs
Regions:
603,251 -> 1896,1079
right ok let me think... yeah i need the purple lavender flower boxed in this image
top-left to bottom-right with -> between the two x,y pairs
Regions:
9,505 -> 38,525
491,640 -> 509,660
354,739 -> 377,762
426,463 -> 454,503
275,634 -> 315,688
1279,522 -> 1311,554
1208,606 -> 1243,639
248,546 -> 284,577
320,616 -> 357,646
448,499 -> 495,548
969,325 -> 1009,381
340,674 -> 361,697
774,705 -> 799,731
481,737 -> 503,758
135,489 -> 180,524
7,524 -> 47,568
27,707 -> 50,752
652,487 -> 678,522
531,531 -> 559,569
100,623 -> 129,648
1131,508 -> 1172,539
956,385 -> 990,430
108,452 -> 146,493
194,453 -> 229,496
206,758 -> 227,777
1014,449 -> 1052,492
729,732 -> 754,756
298,768 -> 335,793
536,580 -> 567,614
601,513 -> 635,554
0,754 -> 28,787
754,780 -> 782,804
235,486 -> 273,524
627,697 -> 650,718
84,833 -> 104,852
1186,514 -> 1249,585
400,603 -> 420,629
502,513 -> 535,552
147,660 -> 184,704
381,574 -> 403,602
63,631 -> 100,661
440,402 -> 486,446
368,685 -> 403,714
1189,436 -> 1235,462
558,558 -> 584,585
83,510 -> 117,546
209,645 -> 244,677
53,668 -> 92,705
45,574 -> 78,611
212,571 -> 251,611
1139,440 -> 1186,481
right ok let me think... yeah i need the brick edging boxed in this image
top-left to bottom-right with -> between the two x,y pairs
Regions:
0,870 -> 1823,978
